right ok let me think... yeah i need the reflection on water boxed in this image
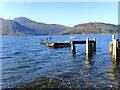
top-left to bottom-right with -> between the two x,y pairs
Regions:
85,59 -> 94,69
107,61 -> 120,88
2,34 -> 120,89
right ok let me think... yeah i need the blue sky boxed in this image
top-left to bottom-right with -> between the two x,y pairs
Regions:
1,2 -> 118,27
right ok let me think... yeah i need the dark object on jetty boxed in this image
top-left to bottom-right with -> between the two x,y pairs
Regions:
109,35 -> 120,62
41,41 -> 71,48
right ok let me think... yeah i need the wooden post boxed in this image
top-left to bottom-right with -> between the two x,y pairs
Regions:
111,35 -> 115,55
112,35 -> 115,41
110,35 -> 120,62
109,42 -> 113,54
112,39 -> 116,57
93,38 -> 96,52
115,39 -> 119,61
90,42 -> 93,55
116,41 -> 119,62
113,39 -> 119,61
86,38 -> 91,58
71,41 -> 75,55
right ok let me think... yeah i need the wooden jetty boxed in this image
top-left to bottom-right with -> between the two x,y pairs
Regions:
40,37 -> 96,58
71,38 -> 96,58
109,35 -> 120,62
41,41 -> 71,48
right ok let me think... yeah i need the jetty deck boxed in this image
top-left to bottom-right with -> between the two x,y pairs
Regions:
41,41 -> 71,48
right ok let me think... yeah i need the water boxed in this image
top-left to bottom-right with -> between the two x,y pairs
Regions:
1,34 -> 120,89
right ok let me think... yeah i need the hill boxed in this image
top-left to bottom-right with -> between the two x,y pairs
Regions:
59,22 -> 118,35
1,17 -> 71,36
1,17 -> 118,36
13,17 -> 71,35
1,20 -> 36,36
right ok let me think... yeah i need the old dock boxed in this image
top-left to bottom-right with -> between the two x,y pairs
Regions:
109,35 -> 120,62
40,37 -> 96,58
41,41 -> 71,48
71,38 -> 96,58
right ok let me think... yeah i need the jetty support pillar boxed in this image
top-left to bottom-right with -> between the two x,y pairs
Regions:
110,35 -> 120,62
112,35 -> 115,40
71,41 -> 76,55
86,38 -> 92,58
110,35 -> 115,54
113,39 -> 119,61
109,42 -> 113,54
93,38 -> 96,52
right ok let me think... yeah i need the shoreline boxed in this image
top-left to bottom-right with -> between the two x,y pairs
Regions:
0,33 -> 118,37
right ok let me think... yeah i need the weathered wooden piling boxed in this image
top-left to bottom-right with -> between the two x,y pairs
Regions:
112,35 -> 115,40
71,41 -> 76,55
110,35 -> 120,62
93,38 -> 96,52
113,39 -> 119,61
91,38 -> 96,52
112,39 -> 116,56
86,38 -> 92,57
109,42 -> 113,54
109,35 -> 115,55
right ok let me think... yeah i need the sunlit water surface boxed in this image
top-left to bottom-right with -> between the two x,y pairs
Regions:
2,34 -> 120,88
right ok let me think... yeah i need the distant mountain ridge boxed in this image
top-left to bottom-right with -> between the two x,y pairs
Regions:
14,17 -> 71,35
1,17 -> 71,36
58,22 -> 118,35
1,20 -> 36,36
1,17 -> 118,36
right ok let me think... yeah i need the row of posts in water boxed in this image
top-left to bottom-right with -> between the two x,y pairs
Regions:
71,35 -> 120,63
71,38 -> 96,59
40,35 -> 120,63
109,35 -> 120,63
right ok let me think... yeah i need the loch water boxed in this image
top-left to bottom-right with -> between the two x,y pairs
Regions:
2,34 -> 120,88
